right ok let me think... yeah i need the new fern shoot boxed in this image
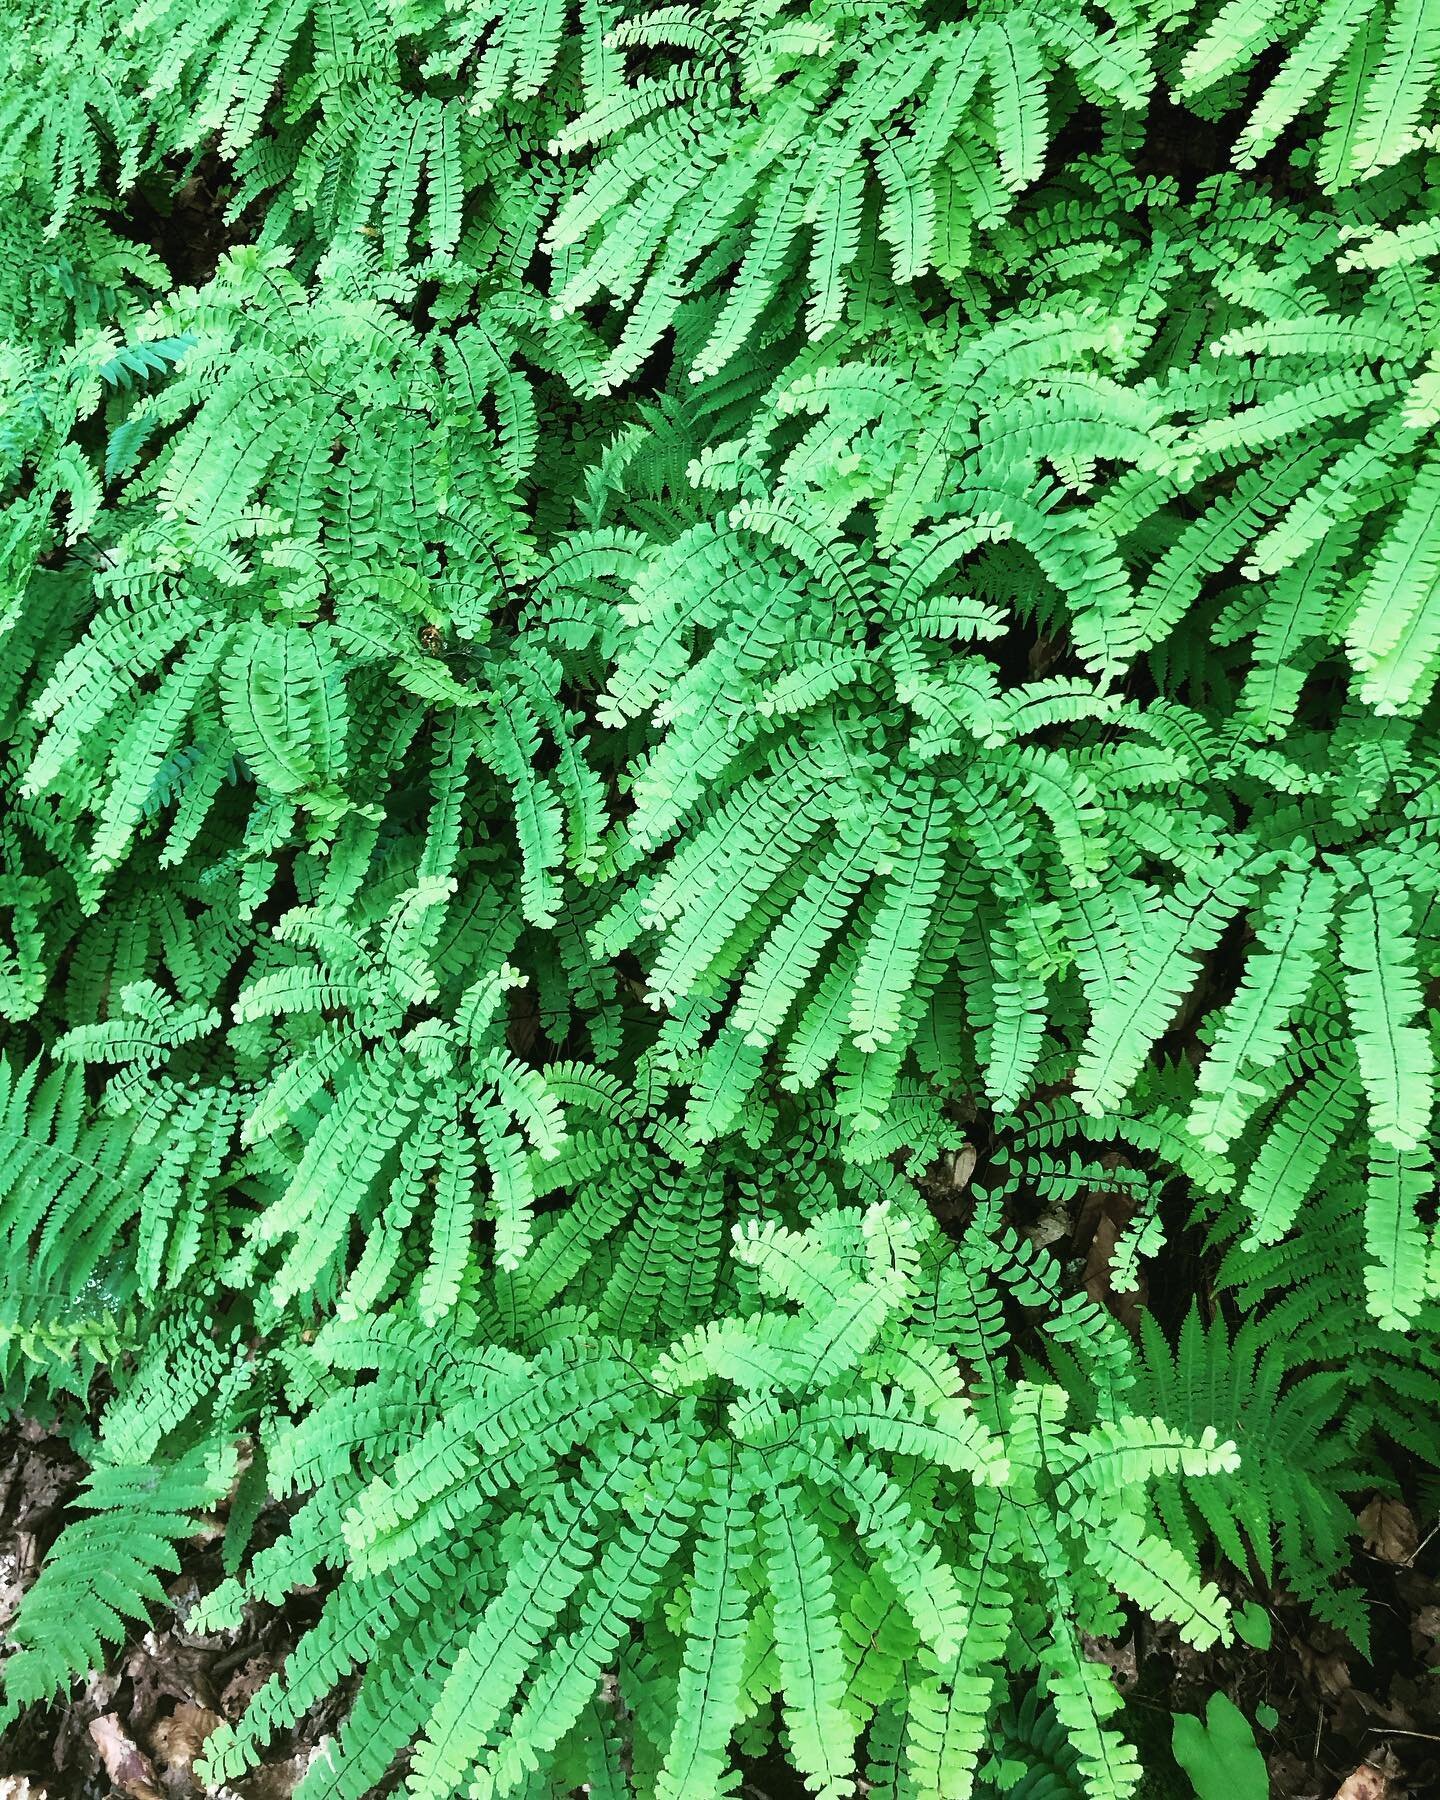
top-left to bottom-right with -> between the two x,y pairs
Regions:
2,0 -> 1439,1796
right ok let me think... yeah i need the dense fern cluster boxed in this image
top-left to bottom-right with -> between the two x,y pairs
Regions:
2,0 -> 1439,1795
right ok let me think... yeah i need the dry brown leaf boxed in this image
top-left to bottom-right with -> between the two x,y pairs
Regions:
1027,1199 -> 1070,1250
229,1750 -> 311,1800
1332,1752 -> 1399,1800
1028,633 -> 1065,675
89,1713 -> 164,1800
150,1701 -> 223,1787
219,1652 -> 281,1719
124,1628 -> 220,1724
1333,1770 -> 1387,1800
0,1543 -> 32,1632
48,1669 -> 122,1775
1297,1639 -> 1352,1696
1081,1632 -> 1138,1691
14,1443 -> 81,1524
1080,1208 -> 1143,1331
925,1144 -> 979,1229
1359,1497 -> 1420,1565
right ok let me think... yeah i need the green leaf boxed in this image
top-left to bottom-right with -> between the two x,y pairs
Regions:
1233,1603 -> 1272,1650
1171,1694 -> 1268,1800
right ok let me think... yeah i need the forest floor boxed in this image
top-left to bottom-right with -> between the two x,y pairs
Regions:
0,1410 -> 1435,1800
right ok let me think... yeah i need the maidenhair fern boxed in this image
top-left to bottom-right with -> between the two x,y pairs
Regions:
2,0 -> 1439,1796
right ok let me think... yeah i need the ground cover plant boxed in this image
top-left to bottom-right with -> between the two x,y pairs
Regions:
1,0 -> 1439,1795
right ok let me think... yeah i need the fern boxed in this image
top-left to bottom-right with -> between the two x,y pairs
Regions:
0,1452 -> 232,1730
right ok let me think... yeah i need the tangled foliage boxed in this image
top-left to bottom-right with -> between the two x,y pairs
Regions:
2,1 -> 1439,1794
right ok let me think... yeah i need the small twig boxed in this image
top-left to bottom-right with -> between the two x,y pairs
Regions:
1118,1695 -> 1171,1716
1363,1727 -> 1440,1742
1401,1517 -> 1439,1568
